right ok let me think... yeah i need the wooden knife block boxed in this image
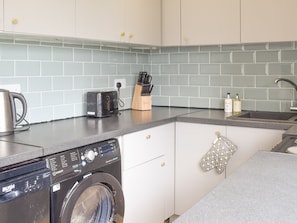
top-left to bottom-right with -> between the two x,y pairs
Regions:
132,85 -> 152,110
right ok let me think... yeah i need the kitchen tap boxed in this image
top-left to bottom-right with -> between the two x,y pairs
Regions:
274,78 -> 297,91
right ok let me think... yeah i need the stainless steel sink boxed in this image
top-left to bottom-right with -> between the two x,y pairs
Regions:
229,111 -> 297,123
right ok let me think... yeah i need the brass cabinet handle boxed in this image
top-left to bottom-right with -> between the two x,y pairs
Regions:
146,134 -> 151,140
12,18 -> 18,25
161,162 -> 165,167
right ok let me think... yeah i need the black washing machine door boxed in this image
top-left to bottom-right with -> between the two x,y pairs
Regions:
59,172 -> 124,223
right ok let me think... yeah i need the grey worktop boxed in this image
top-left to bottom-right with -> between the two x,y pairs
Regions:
0,107 -> 294,167
173,151 -> 297,223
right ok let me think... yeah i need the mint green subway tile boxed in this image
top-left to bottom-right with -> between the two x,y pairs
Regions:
200,64 -> 220,74
222,44 -> 243,51
268,63 -> 292,75
0,61 -> 14,76
189,75 -> 209,86
15,40 -> 40,45
54,105 -> 74,120
64,43 -> 83,48
256,51 -> 278,62
180,46 -> 199,52
150,64 -> 159,74
269,88 -> 294,100
117,64 -> 131,75
161,46 -> 179,53
28,77 -> 52,92
29,46 -> 51,60
152,96 -> 170,106
210,98 -> 224,109
83,44 -> 100,50
189,52 -> 209,63
41,62 -> 63,76
29,107 -> 53,123
255,101 -> 280,112
233,76 -> 255,87
244,43 -> 267,50
42,91 -> 64,106
242,100 -> 256,111
200,45 -> 220,52
101,64 -> 117,75
221,64 -> 242,75
92,76 -> 108,89
108,51 -> 123,63
64,90 -> 83,103
200,86 -> 220,97
190,97 -> 209,108
245,88 -> 267,100
64,62 -> 83,76
170,97 -> 189,107
53,77 -> 73,90
53,47 -> 73,61
210,52 -> 231,63
74,49 -> 92,62
73,76 -> 92,89
93,50 -> 108,62
16,61 -> 40,76
0,44 -> 27,60
281,50 -> 297,61
295,63 -> 297,75
210,76 -> 231,86
0,38 -> 14,43
41,41 -> 63,47
137,53 -> 149,64
74,103 -> 85,117
180,86 -> 198,97
151,54 -> 169,64
161,86 -> 179,96
180,64 -> 198,74
170,75 -> 188,85
24,92 -> 41,107
124,52 -> 137,63
256,76 -> 278,88
131,64 -> 144,74
152,75 -> 170,85
269,42 -> 293,50
0,77 -> 27,91
280,101 -> 292,112
84,63 -> 100,76
151,85 -> 160,96
170,53 -> 188,64
161,64 -> 178,74
232,52 -> 253,63
244,64 -> 266,75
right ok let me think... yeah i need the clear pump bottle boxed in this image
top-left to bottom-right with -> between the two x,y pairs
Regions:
233,93 -> 242,113
224,93 -> 233,113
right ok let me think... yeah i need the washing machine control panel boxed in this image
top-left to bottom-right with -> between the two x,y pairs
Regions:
46,138 -> 120,183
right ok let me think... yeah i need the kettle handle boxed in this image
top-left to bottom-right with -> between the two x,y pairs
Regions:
10,92 -> 27,127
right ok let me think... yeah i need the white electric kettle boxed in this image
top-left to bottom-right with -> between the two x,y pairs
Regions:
0,89 -> 27,136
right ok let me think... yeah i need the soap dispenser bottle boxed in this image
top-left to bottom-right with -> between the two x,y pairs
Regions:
233,93 -> 242,113
224,93 -> 232,113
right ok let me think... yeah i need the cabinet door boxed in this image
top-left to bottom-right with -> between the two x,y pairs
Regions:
123,156 -> 166,223
181,0 -> 240,45
162,0 -> 180,46
122,123 -> 174,222
0,0 -> 3,31
241,0 -> 297,43
175,122 -> 226,215
4,0 -> 75,37
76,0 -> 125,42
125,0 -> 161,45
226,126 -> 284,176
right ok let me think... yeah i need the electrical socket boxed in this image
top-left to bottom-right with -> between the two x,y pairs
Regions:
0,84 -> 21,93
114,79 -> 126,89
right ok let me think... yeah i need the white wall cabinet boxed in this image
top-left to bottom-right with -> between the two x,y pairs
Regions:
241,0 -> 297,43
76,0 -> 161,46
161,0 -> 180,46
0,0 -> 3,31
181,0 -> 240,45
76,0 -> 125,43
175,122 -> 284,215
122,123 -> 174,223
4,0 -> 75,37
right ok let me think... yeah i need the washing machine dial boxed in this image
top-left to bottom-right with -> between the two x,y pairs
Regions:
84,150 -> 97,162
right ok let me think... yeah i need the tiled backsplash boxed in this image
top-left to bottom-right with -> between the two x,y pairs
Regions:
0,38 -> 297,123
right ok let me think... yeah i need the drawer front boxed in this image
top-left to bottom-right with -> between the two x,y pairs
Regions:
122,123 -> 173,170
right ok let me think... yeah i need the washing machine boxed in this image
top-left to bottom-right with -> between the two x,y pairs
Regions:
46,138 -> 124,223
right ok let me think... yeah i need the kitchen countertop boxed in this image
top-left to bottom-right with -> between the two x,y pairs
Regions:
173,151 -> 297,223
0,107 -> 294,167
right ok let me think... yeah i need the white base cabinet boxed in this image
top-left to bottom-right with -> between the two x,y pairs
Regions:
175,122 -> 284,215
122,123 -> 174,223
